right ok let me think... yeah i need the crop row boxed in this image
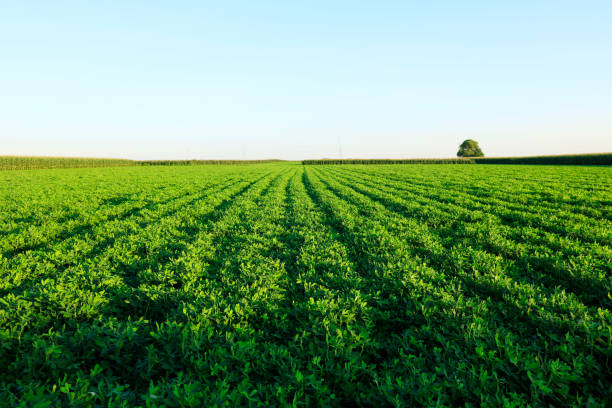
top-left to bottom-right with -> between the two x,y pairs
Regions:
0,163 -> 610,406
0,156 -> 134,170
303,153 -> 612,165
0,157 -> 286,171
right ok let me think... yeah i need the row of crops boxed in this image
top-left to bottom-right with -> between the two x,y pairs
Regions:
302,159 -> 475,165
3,152 -> 610,171
0,157 -> 285,171
138,160 -> 283,166
303,153 -> 612,165
0,156 -> 134,170
0,163 -> 610,406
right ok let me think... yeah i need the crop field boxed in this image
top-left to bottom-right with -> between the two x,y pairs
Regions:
0,156 -> 283,171
0,156 -> 134,171
303,153 -> 612,166
0,163 -> 610,406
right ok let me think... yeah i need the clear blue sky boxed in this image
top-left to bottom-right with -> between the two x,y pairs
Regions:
2,1 -> 611,160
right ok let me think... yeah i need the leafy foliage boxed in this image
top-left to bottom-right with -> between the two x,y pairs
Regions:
457,139 -> 484,157
0,163 -> 610,406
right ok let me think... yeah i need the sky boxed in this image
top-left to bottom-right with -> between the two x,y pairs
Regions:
1,1 -> 611,160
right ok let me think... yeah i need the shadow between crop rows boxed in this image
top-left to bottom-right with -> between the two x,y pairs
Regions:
325,167 -> 611,309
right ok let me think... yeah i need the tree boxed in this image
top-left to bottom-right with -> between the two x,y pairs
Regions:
457,139 -> 484,157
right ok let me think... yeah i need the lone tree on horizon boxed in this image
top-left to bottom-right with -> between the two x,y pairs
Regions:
457,139 -> 484,157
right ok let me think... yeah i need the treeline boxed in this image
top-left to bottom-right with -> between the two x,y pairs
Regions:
137,159 -> 283,166
0,156 -> 133,170
303,153 -> 612,166
303,158 -> 475,165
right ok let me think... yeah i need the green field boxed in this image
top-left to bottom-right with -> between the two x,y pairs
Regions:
1,163 -> 610,406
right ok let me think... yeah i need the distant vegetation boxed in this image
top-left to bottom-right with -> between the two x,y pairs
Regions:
2,153 -> 610,171
474,152 -> 612,165
303,158 -> 475,165
303,153 -> 612,165
0,157 -> 285,171
138,159 -> 284,166
457,139 -> 484,157
0,156 -> 133,170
